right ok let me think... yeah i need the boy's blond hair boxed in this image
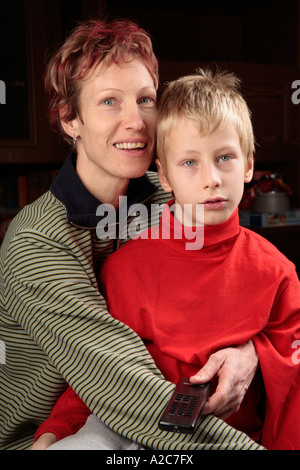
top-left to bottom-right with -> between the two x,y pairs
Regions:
157,68 -> 255,168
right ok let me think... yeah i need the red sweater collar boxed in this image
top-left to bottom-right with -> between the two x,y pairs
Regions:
157,200 -> 240,252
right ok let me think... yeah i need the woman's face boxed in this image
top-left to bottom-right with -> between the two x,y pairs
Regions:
63,58 -> 157,194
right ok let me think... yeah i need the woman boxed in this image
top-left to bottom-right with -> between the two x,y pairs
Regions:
0,19 -> 259,450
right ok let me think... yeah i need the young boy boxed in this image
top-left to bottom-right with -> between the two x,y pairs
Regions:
34,69 -> 300,450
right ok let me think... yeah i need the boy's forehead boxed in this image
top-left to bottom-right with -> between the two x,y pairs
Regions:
167,115 -> 238,140
165,117 -> 245,157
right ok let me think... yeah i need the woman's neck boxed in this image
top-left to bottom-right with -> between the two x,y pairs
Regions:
76,157 -> 129,208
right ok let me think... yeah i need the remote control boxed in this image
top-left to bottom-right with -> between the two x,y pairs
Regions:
158,378 -> 211,434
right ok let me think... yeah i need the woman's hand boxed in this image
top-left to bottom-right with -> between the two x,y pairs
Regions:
30,432 -> 58,450
190,339 -> 258,420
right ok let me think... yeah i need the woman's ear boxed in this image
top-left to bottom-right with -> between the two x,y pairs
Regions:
59,107 -> 80,140
60,118 -> 79,140
244,154 -> 254,183
156,159 -> 173,194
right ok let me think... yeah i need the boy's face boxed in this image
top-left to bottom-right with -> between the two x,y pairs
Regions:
157,116 -> 253,226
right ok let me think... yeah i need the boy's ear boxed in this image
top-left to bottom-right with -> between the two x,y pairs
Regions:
156,159 -> 173,193
244,154 -> 254,183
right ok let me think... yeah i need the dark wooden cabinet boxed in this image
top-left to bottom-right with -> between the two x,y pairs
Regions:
0,1 -> 67,165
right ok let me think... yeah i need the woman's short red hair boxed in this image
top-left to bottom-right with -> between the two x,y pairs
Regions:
44,18 -> 159,141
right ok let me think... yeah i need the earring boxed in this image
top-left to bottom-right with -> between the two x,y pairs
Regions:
72,135 -> 77,145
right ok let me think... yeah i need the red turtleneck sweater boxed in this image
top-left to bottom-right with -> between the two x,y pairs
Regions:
35,203 -> 300,449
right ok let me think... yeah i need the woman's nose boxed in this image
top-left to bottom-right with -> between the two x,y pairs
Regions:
122,102 -> 145,131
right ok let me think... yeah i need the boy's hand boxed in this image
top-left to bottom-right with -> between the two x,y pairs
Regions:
190,339 -> 258,420
30,432 -> 58,450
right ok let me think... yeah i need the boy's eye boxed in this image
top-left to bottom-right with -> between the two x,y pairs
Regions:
219,155 -> 231,162
184,160 -> 195,167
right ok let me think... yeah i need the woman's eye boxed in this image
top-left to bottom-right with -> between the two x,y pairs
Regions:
139,97 -> 156,106
102,98 -> 114,106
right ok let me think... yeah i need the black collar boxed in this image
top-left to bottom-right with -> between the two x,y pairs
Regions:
50,154 -> 158,228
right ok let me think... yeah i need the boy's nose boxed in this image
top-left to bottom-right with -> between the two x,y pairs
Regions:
201,163 -> 221,189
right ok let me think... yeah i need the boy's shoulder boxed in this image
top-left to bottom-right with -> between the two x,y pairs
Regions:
101,227 -> 161,279
117,227 -> 160,258
240,225 -> 295,271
